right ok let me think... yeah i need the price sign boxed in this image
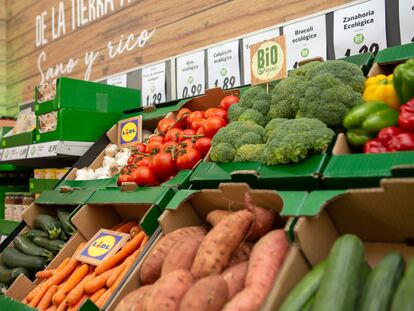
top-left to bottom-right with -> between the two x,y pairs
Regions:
107,74 -> 127,87
250,36 -> 287,86
333,0 -> 387,58
176,51 -> 205,99
28,141 -> 59,158
3,146 -> 28,160
0,149 -> 4,160
242,29 -> 280,84
207,41 -> 240,89
142,62 -> 166,106
117,116 -> 143,148
399,0 -> 414,44
284,15 -> 327,69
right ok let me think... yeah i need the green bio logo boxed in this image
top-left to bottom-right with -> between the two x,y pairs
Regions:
220,68 -> 227,77
354,34 -> 364,44
301,48 -> 310,58
252,40 -> 285,81
187,76 -> 194,84
150,85 -> 156,92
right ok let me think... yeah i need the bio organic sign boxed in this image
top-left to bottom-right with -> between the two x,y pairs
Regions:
249,36 -> 287,86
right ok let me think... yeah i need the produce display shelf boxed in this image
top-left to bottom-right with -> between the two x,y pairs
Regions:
0,219 -> 19,235
29,178 -> 59,193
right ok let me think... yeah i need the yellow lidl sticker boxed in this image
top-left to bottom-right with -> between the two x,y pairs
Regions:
118,115 -> 143,147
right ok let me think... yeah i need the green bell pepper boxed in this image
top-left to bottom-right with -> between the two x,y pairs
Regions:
343,101 -> 390,129
393,58 -> 414,104
346,129 -> 373,148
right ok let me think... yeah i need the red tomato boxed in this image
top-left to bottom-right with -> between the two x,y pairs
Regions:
117,174 -> 134,186
132,166 -> 159,186
219,95 -> 239,111
161,141 -> 178,153
145,141 -> 163,154
127,154 -> 139,166
134,143 -> 146,153
157,118 -> 176,134
136,156 -> 152,167
179,139 -> 194,151
202,117 -> 226,138
205,108 -> 227,121
195,137 -> 212,158
196,127 -> 205,136
148,135 -> 165,144
176,149 -> 201,171
150,152 -> 176,179
164,128 -> 183,142
187,111 -> 204,126
190,117 -> 206,131
176,108 -> 191,129
179,129 -> 196,142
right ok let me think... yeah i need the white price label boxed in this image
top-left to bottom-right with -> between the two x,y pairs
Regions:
207,41 -> 240,89
2,146 -> 28,161
242,29 -> 280,84
142,62 -> 166,106
0,149 -> 4,160
284,15 -> 327,69
176,51 -> 205,99
399,0 -> 414,44
107,74 -> 127,87
333,0 -> 387,58
28,141 -> 59,158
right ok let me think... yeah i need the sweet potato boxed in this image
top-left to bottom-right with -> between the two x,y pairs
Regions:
223,230 -> 289,311
161,235 -> 204,276
221,261 -> 248,299
179,275 -> 228,311
228,243 -> 253,266
206,210 -> 233,227
191,210 -> 254,278
115,285 -> 153,311
145,270 -> 193,311
140,226 -> 207,284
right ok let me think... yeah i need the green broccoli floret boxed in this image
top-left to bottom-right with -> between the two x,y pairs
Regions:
264,134 -> 310,165
227,103 -> 244,122
241,121 -> 265,137
288,61 -> 323,78
238,86 -> 266,108
210,142 -> 236,162
235,132 -> 263,149
238,109 -> 267,126
252,99 -> 271,115
234,144 -> 266,162
211,128 -> 240,147
296,73 -> 363,127
305,60 -> 365,93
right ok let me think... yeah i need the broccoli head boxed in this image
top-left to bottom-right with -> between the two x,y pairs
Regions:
238,109 -> 267,127
252,99 -> 271,115
234,144 -> 266,162
227,103 -> 245,122
288,61 -> 323,79
263,134 -> 310,165
210,142 -> 236,162
238,86 -> 266,108
235,132 -> 263,149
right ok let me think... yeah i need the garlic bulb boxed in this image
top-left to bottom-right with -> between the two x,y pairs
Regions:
102,156 -> 116,168
75,168 -> 95,180
105,144 -> 119,157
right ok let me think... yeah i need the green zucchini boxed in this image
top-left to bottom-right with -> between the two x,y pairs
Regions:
32,237 -> 65,255
33,214 -> 61,239
279,260 -> 326,311
390,257 -> 414,311
1,248 -> 46,271
22,229 -> 49,240
59,229 -> 68,242
13,236 -> 54,261
359,252 -> 404,311
57,208 -> 76,236
314,234 -> 364,311
0,264 -> 30,286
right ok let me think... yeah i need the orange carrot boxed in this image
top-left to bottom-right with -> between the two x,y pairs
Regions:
90,288 -> 106,303
37,285 -> 58,311
54,258 -> 70,275
106,261 -> 127,288
95,232 -> 145,275
28,283 -> 50,308
53,264 -> 89,306
130,225 -> 141,237
116,221 -> 138,233
140,235 -> 149,248
110,221 -> 127,231
95,289 -> 113,308
48,259 -> 80,286
111,249 -> 140,291
46,305 -> 57,311
22,298 -> 28,304
66,273 -> 94,306
36,270 -> 55,279
67,294 -> 88,311
56,298 -> 68,311
84,266 -> 116,294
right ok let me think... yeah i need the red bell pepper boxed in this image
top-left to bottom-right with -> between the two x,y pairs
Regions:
363,138 -> 389,154
388,132 -> 414,151
377,126 -> 402,147
398,98 -> 414,132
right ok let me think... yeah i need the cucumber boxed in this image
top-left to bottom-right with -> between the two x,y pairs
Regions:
32,237 -> 65,255
359,252 -> 404,311
300,294 -> 315,311
13,236 -> 54,261
57,208 -> 76,236
0,264 -> 30,286
279,260 -> 327,311
314,234 -> 364,311
59,229 -> 68,242
1,248 -> 46,271
390,257 -> 414,311
22,229 -> 49,240
33,214 -> 61,239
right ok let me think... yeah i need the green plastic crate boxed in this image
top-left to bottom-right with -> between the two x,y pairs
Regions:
35,77 -> 141,115
1,131 -> 35,148
29,178 -> 59,193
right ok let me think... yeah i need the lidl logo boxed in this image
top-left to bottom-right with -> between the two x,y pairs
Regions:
87,235 -> 116,257
121,121 -> 137,143
118,116 -> 143,147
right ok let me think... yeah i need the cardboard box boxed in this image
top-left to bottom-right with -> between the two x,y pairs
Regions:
105,183 -> 308,311
268,178 -> 414,309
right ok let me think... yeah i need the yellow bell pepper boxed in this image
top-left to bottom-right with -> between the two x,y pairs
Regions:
363,74 -> 400,109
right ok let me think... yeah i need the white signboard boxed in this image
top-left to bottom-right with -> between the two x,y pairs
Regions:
142,62 -> 167,106
28,141 -> 59,158
333,0 -> 387,58
242,29 -> 280,84
207,41 -> 240,89
284,15 -> 327,69
2,146 -> 28,161
107,74 -> 127,88
176,51 -> 205,99
399,0 -> 414,44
